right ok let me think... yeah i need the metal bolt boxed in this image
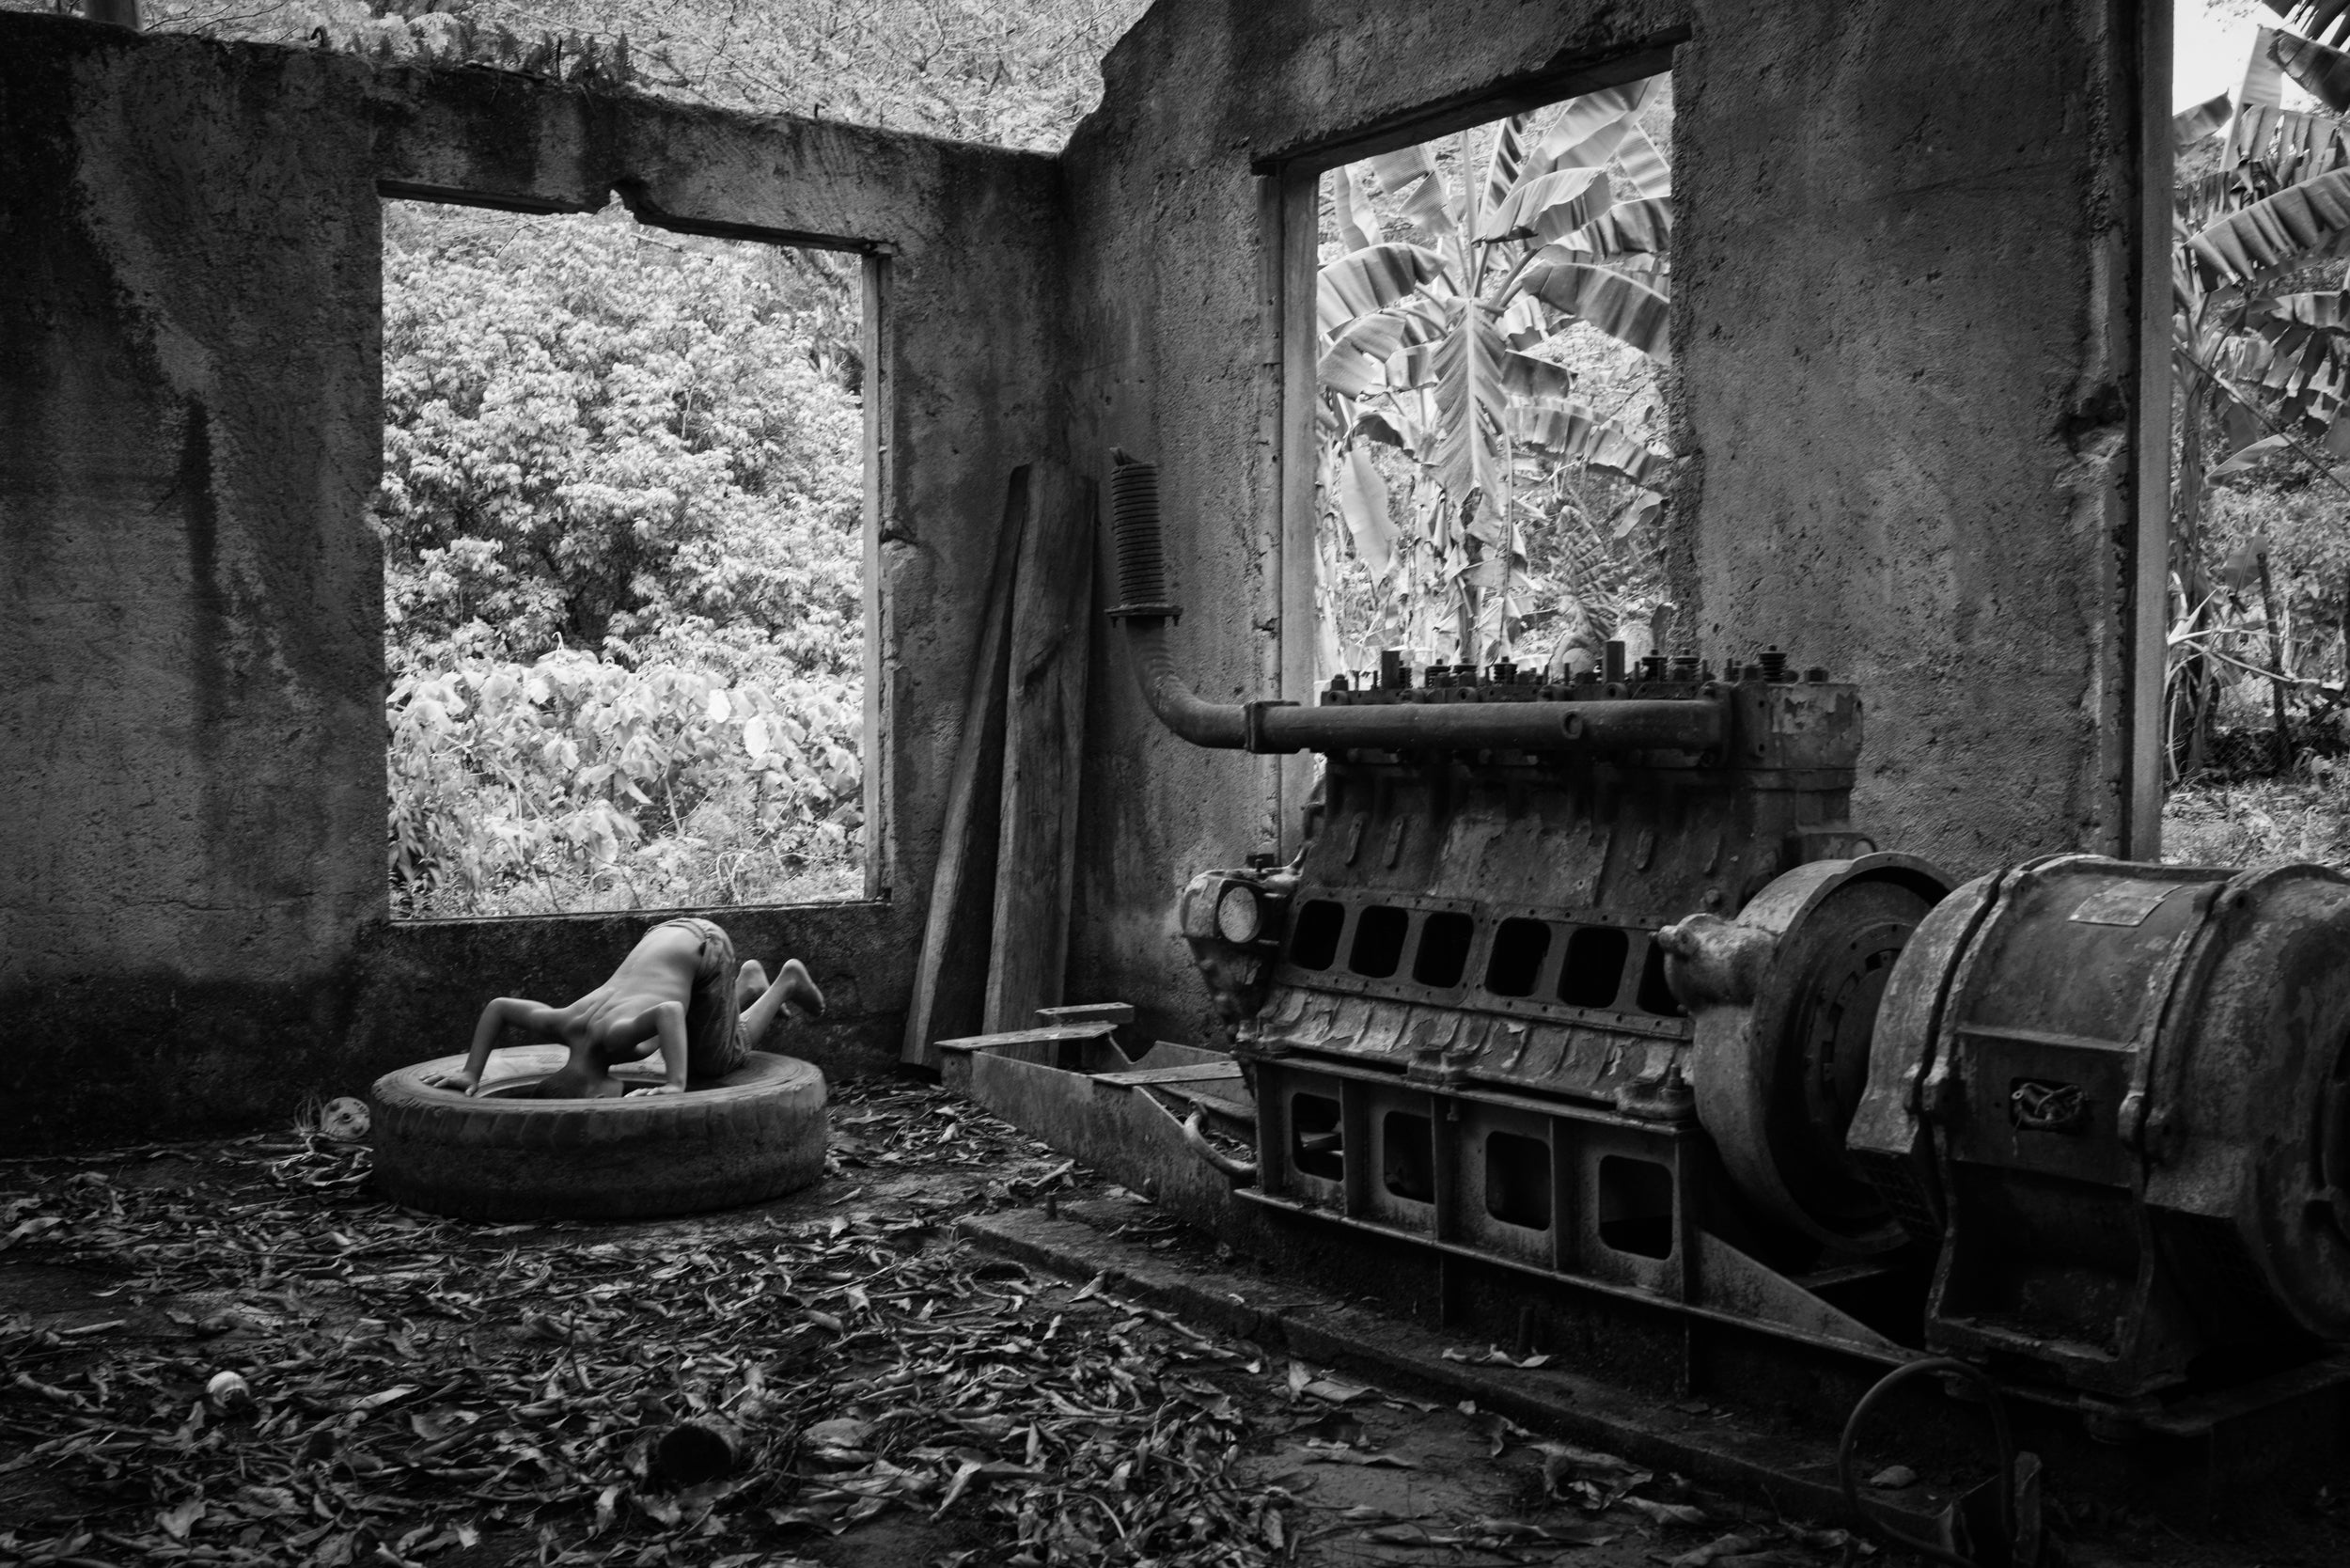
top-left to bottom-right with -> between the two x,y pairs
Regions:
1759,647 -> 1789,681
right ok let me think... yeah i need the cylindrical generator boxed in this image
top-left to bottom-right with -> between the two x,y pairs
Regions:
1084,452 -> 2350,1435
1850,855 -> 2350,1401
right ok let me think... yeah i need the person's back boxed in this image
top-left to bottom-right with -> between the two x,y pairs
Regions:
436,917 -> 824,1100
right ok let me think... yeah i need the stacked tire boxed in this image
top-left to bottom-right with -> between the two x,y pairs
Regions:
368,1045 -> 827,1222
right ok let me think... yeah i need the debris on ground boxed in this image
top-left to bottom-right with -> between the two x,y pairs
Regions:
0,1074 -> 1923,1567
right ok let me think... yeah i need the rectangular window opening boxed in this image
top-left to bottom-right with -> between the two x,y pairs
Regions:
1484,917 -> 1552,996
1290,899 -> 1348,970
1349,904 -> 1412,978
1412,910 -> 1477,987
1292,1092 -> 1346,1180
1484,1132 -> 1553,1231
1559,925 -> 1630,1008
1382,1111 -> 1436,1202
1304,70 -> 1675,691
1635,936 -> 1685,1017
1597,1154 -> 1675,1259
381,197 -> 876,918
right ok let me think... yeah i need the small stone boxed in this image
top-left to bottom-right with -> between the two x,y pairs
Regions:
1867,1464 -> 1918,1489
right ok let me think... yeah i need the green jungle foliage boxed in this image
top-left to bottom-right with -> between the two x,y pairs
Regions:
380,202 -> 867,917
9,0 -> 1154,916
1312,76 -> 1676,683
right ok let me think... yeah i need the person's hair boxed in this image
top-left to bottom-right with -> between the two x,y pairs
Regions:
679,918 -> 741,1077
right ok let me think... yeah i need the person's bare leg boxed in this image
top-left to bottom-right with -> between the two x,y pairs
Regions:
737,960 -> 770,1006
739,958 -> 824,1051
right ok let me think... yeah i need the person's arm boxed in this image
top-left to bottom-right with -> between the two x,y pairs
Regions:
646,1000 -> 690,1094
433,997 -> 561,1094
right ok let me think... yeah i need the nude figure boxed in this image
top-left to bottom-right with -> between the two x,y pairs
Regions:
434,917 -> 826,1100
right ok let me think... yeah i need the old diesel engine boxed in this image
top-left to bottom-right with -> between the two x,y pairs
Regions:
1104,455 -> 2350,1413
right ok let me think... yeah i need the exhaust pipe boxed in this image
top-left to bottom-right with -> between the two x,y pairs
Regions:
1104,457 -> 1249,749
1104,452 -> 1725,758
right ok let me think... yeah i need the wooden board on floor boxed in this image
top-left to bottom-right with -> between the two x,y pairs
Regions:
900,465 -> 1029,1068
982,459 -> 1096,1035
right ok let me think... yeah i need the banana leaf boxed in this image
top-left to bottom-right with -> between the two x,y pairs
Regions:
1500,351 -> 1574,400
2264,1 -> 2350,51
1614,124 -> 1671,198
1399,172 -> 1458,240
1561,196 -> 1672,259
1510,252 -> 1670,360
1428,300 -> 1510,507
1525,81 -> 1652,180
1317,243 -> 1449,334
1497,294 -> 1548,349
2187,165 -> 2350,285
1335,446 -> 1399,576
1319,301 -> 1447,397
1366,145 -> 1439,195
1479,167 -> 1612,243
1331,164 -> 1381,253
2257,289 -> 2350,328
2246,26 -> 2287,109
2233,104 -> 2350,186
2177,167 -> 2251,229
1482,115 -> 1534,220
2175,90 -> 2232,149
1534,117 -> 1636,185
1507,400 -> 1670,486
2275,28 -> 2350,112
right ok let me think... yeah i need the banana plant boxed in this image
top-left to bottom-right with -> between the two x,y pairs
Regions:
2167,12 -> 2350,774
1314,78 -> 1674,673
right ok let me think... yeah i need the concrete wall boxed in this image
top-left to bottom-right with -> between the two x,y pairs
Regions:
1058,0 -> 2157,1045
0,1 -> 2157,1142
0,15 -> 1061,1147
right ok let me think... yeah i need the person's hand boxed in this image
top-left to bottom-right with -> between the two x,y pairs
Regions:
427,1069 -> 481,1096
627,1084 -> 685,1097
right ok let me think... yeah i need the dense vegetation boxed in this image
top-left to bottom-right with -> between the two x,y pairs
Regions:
1311,78 -> 1676,683
380,204 -> 868,916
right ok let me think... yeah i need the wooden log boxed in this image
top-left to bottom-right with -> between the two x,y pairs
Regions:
899,467 -> 1029,1069
982,461 -> 1095,1035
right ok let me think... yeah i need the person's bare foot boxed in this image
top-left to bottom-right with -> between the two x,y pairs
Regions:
777,958 -> 826,1018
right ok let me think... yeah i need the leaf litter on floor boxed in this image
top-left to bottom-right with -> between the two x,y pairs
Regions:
1,1075 -> 1872,1568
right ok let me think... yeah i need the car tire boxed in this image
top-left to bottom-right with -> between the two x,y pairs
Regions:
368,1045 -> 827,1222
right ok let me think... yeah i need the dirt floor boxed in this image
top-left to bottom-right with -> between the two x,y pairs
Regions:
0,1074 -> 2337,1568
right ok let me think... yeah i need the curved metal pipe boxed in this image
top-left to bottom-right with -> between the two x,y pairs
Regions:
1122,616 -> 1249,749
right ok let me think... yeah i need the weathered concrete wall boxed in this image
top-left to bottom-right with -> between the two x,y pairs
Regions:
0,0 -> 2155,1141
1059,0 -> 2152,1044
0,15 -> 1061,1147
1,23 -> 387,1148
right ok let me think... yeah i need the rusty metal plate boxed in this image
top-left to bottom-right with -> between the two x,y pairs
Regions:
2067,884 -> 2176,927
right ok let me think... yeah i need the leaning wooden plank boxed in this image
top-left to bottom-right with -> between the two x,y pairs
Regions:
900,466 -> 1029,1068
982,460 -> 1096,1034
1035,1001 -> 1135,1027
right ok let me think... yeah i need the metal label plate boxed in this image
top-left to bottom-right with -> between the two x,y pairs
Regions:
2067,885 -> 2173,928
